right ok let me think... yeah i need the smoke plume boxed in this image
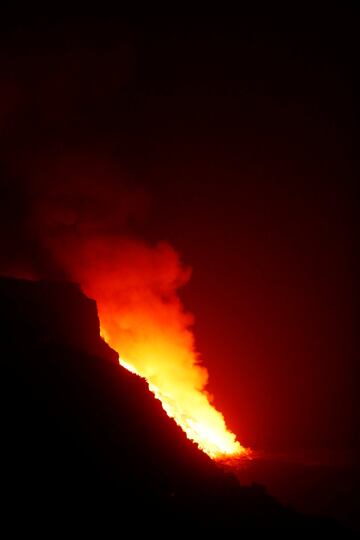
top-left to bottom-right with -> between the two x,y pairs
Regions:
0,26 -> 245,458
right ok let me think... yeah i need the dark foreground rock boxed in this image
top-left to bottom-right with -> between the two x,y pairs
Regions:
1,277 -> 353,535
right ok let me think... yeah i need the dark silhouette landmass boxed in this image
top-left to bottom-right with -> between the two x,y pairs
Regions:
1,277 -> 353,535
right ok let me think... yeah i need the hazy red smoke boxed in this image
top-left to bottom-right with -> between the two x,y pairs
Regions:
1,153 -> 244,458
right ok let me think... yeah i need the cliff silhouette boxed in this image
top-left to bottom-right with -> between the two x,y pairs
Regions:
1,277 -> 352,535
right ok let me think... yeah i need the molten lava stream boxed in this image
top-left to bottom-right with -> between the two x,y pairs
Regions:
115,352 -> 248,461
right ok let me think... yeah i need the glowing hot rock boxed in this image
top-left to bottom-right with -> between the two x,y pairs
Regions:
118,354 -> 244,459
117,347 -> 245,458
98,298 -> 247,460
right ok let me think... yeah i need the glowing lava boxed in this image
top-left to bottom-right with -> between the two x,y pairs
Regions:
99,310 -> 247,460
117,352 -> 245,459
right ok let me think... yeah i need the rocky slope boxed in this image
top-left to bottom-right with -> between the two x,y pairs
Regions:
1,277 -> 350,535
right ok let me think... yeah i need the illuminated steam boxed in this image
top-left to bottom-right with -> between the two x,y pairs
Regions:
47,232 -> 246,458
2,152 -> 247,459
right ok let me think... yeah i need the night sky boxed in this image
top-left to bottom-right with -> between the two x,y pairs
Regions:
0,11 -> 357,457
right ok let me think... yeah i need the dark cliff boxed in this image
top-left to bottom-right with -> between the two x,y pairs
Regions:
1,277 -> 351,535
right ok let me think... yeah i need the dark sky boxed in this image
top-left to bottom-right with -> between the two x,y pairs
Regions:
0,11 -> 357,454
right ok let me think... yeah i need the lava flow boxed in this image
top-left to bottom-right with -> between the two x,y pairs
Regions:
113,347 -> 245,460
117,353 -> 245,460
100,311 -> 246,459
52,235 -> 247,460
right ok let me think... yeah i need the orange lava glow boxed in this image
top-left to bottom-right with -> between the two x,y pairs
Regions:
53,236 -> 247,460
115,357 -> 245,460
114,345 -> 246,459
101,322 -> 247,459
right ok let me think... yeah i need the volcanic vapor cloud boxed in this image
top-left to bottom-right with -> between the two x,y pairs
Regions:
3,154 -> 246,459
